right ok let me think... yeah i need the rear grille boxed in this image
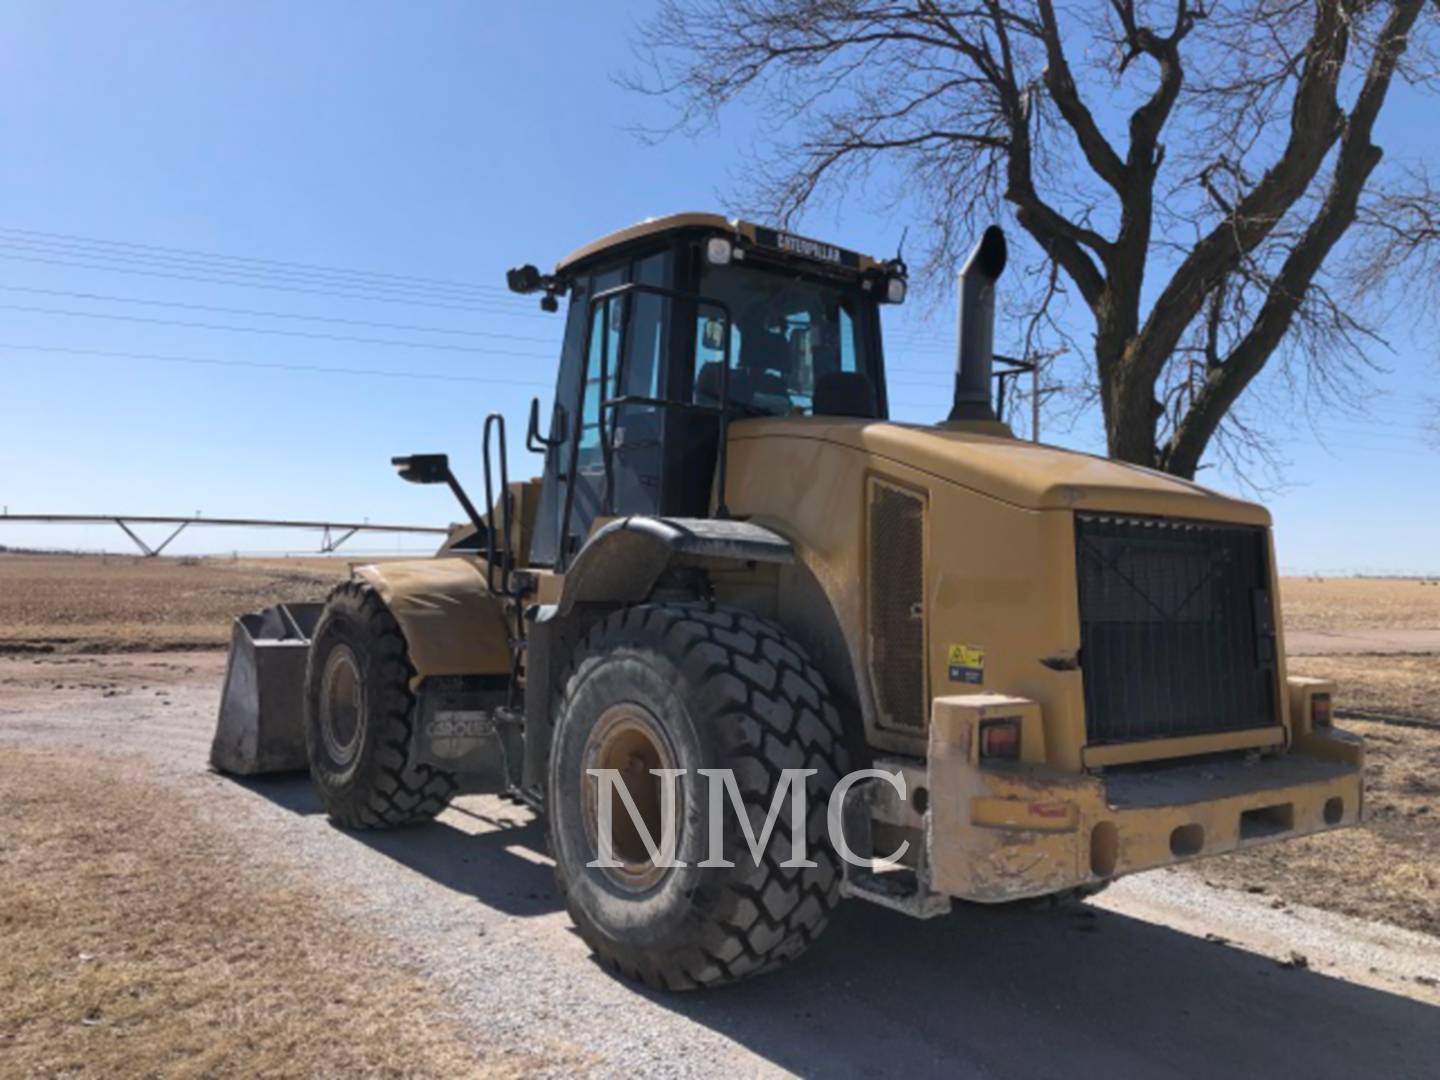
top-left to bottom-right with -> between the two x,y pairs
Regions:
868,478 -> 926,730
1075,514 -> 1277,746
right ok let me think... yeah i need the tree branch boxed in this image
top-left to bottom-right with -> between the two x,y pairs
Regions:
1127,1 -> 1353,385
1161,0 -> 1427,478
1035,0 -> 1128,193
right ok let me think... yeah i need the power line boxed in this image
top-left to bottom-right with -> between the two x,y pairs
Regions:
0,341 -> 552,387
0,237 -> 504,303
0,249 -> 546,314
1300,423 -> 1437,443
0,301 -> 560,360
6,341 -> 1426,452
0,283 -> 554,340
0,298 -> 955,383
0,339 -> 957,394
0,227 -> 518,299
4,225 -> 1428,436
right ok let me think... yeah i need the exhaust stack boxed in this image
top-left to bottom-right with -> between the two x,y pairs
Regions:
947,226 -> 1008,423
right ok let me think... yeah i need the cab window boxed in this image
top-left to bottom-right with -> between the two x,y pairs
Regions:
691,262 -> 876,417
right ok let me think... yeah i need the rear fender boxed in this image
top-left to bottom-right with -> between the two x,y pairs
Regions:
554,516 -> 794,615
521,517 -> 868,795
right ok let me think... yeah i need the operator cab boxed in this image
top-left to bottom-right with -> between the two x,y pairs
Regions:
510,213 -> 907,567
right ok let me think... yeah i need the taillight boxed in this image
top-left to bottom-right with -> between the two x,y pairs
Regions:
979,718 -> 1021,760
1311,693 -> 1332,728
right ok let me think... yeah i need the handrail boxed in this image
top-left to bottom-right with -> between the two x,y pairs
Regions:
481,412 -> 517,598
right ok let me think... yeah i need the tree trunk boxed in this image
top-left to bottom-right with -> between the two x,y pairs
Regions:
1102,361 -> 1161,468
1094,289 -> 1158,468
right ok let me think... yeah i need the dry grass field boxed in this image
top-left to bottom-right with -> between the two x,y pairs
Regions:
0,746 -> 535,1078
1280,576 -> 1440,632
0,554 -> 350,652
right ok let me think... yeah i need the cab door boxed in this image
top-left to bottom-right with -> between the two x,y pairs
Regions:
530,249 -> 672,567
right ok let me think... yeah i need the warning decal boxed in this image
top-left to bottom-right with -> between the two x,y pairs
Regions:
947,644 -> 985,685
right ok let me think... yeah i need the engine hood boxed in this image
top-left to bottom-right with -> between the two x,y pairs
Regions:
727,417 -> 1269,526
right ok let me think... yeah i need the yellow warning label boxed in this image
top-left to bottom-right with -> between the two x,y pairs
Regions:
948,644 -> 984,669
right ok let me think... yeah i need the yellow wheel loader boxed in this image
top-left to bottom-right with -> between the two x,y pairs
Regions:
212,213 -> 1363,990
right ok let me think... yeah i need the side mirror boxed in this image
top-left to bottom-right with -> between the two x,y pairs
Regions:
390,453 -> 451,485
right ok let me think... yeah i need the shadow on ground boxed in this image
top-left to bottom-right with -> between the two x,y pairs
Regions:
236,774 -> 559,917
237,776 -> 1440,1078
660,898 -> 1440,1078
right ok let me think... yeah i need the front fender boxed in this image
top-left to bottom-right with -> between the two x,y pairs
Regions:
355,557 -> 512,681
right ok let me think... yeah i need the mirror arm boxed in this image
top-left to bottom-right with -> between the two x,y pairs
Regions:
445,473 -> 489,542
390,454 -> 487,540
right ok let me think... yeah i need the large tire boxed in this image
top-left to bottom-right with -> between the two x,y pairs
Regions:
304,580 -> 457,829
547,603 -> 850,991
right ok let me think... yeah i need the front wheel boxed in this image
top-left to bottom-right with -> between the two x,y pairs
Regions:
547,603 -> 850,990
304,580 -> 456,828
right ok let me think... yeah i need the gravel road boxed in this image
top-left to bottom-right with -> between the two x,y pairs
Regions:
3,651 -> 1438,1079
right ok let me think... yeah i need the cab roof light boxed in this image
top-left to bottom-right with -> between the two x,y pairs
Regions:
705,237 -> 733,265
505,263 -> 568,312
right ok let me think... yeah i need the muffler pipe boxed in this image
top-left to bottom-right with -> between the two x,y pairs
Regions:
947,225 -> 1008,422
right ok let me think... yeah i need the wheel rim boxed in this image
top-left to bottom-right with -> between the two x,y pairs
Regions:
319,644 -> 365,770
580,703 -> 679,892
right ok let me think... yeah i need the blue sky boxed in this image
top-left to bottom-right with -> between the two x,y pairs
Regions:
0,1 -> 1435,572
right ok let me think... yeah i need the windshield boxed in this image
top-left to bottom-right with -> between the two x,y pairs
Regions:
692,262 -> 880,417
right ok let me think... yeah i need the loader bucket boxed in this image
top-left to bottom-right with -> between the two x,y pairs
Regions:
210,603 -> 323,776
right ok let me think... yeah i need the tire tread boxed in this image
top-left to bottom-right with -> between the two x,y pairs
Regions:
307,580 -> 457,829
551,602 -> 850,990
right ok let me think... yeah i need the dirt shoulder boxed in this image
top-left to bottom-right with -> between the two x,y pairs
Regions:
0,745 -> 538,1078
1180,653 -> 1440,937
1189,713 -> 1440,937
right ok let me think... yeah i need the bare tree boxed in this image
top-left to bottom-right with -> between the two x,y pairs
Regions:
625,0 -> 1439,478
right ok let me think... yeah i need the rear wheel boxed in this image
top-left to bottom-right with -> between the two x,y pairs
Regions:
304,580 -> 456,828
547,603 -> 850,990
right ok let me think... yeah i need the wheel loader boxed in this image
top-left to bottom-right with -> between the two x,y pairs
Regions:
211,213 -> 1363,990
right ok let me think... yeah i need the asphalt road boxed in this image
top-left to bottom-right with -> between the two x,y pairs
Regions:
3,651 -> 1438,1078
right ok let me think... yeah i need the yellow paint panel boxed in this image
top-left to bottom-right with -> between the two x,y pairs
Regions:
355,558 -> 512,681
